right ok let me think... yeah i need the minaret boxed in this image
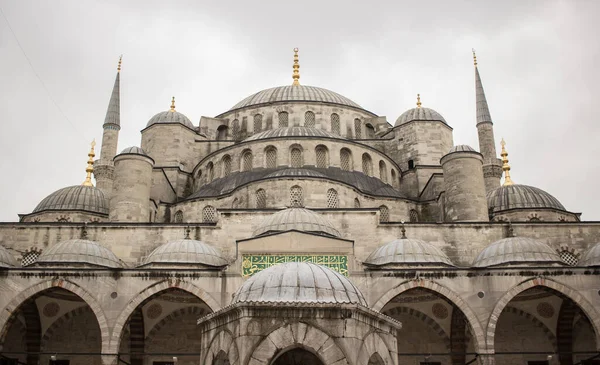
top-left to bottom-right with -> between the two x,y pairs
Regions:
94,56 -> 122,196
473,50 -> 503,193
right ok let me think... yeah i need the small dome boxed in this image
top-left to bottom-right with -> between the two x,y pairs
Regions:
473,236 -> 563,267
253,207 -> 340,237
0,245 -> 18,268
487,184 -> 566,213
244,126 -> 341,142
364,238 -> 454,267
448,145 -> 477,154
395,107 -> 447,127
141,239 -> 228,268
33,185 -> 108,215
37,239 -> 122,268
265,168 -> 326,179
120,146 -> 148,156
146,110 -> 194,129
232,262 -> 367,305
579,243 -> 600,267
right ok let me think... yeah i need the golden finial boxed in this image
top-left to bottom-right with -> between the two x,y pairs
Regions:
170,96 -> 176,112
117,55 -> 122,72
472,48 -> 477,67
416,94 -> 422,108
500,138 -> 514,186
292,48 -> 300,86
82,140 -> 96,187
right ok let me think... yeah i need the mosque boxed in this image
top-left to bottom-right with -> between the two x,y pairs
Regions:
0,49 -> 599,365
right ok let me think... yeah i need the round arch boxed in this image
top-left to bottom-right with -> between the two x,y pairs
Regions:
382,306 -> 451,350
0,278 -> 110,353
485,277 -> 600,351
203,329 -> 239,365
107,279 -> 220,354
356,331 -> 396,365
372,279 -> 486,353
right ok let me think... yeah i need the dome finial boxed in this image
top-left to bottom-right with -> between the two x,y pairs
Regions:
500,138 -> 514,186
184,226 -> 191,239
400,221 -> 407,239
416,93 -> 422,108
82,140 -> 96,187
117,55 -> 122,72
81,222 -> 88,239
507,220 -> 515,238
472,48 -> 477,67
292,48 -> 300,86
170,96 -> 176,112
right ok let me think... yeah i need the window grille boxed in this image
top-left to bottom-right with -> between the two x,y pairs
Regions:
290,148 -> 302,168
326,189 -> 339,208
529,217 -> 541,222
305,111 -> 315,127
558,250 -> 579,266
340,149 -> 351,171
56,216 -> 70,222
315,146 -> 328,168
207,162 -> 214,181
379,205 -> 389,223
242,151 -> 253,171
362,153 -> 373,175
331,113 -> 340,135
266,148 -> 277,168
174,210 -> 183,223
354,198 -> 361,208
202,206 -> 217,223
379,161 -> 387,182
409,209 -> 419,223
21,248 -> 42,267
278,111 -> 289,127
354,118 -> 362,139
290,186 -> 304,207
222,155 -> 232,176
253,114 -> 262,132
256,189 -> 267,208
232,119 -> 240,140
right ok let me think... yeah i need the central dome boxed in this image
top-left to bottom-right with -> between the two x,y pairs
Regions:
228,85 -> 363,112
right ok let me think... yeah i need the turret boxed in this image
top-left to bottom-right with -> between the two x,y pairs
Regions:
94,56 -> 122,196
473,51 -> 503,193
109,147 -> 154,222
440,145 -> 488,222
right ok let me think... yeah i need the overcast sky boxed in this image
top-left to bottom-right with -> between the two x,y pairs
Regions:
0,0 -> 598,222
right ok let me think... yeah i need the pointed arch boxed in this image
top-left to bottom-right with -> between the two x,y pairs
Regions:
203,329 -> 240,365
356,332 -> 396,365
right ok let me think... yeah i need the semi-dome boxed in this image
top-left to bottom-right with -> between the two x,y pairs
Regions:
146,110 -> 194,129
33,185 -> 108,215
226,85 -> 364,113
473,236 -> 564,267
395,107 -> 447,127
253,207 -> 340,237
487,184 -> 566,213
0,245 -> 18,268
579,242 -> 600,267
140,239 -> 228,268
232,262 -> 367,305
364,237 -> 454,267
264,168 -> 326,179
447,145 -> 477,154
243,126 -> 341,142
37,239 -> 122,268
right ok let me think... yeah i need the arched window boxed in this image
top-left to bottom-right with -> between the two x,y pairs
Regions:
340,148 -> 352,171
391,169 -> 397,188
278,111 -> 289,127
216,125 -> 228,140
408,159 -> 415,169
379,205 -> 389,223
362,153 -> 373,175
315,145 -> 328,168
379,160 -> 387,182
232,119 -> 240,140
354,198 -> 361,208
222,155 -> 232,177
326,188 -> 339,208
409,209 -> 419,222
253,114 -> 262,132
207,162 -> 214,181
365,123 -> 375,138
242,150 -> 253,171
256,189 -> 267,208
304,111 -> 315,127
290,185 -> 303,207
265,116 -> 273,130
290,147 -> 303,168
331,113 -> 340,135
174,210 -> 183,223
241,117 -> 248,135
202,206 -> 217,223
265,147 -> 277,168
354,118 -> 362,139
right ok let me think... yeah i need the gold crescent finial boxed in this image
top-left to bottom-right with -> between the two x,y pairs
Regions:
472,48 -> 477,67
82,139 -> 96,187
500,138 -> 514,186
118,55 -> 122,72
292,48 -> 300,86
170,96 -> 176,112
416,93 -> 422,108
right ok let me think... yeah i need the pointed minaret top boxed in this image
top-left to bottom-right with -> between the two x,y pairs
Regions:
82,140 -> 96,187
103,57 -> 121,128
416,94 -> 422,108
170,96 -> 176,112
118,55 -> 122,72
474,51 -> 493,125
500,138 -> 514,186
472,48 -> 477,67
292,48 -> 300,86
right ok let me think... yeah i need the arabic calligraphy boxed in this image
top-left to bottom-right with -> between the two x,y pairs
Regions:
242,254 -> 348,277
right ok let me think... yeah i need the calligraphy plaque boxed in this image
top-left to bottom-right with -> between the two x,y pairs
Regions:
242,254 -> 348,277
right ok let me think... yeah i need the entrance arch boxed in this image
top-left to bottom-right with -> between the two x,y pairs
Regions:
271,348 -> 323,365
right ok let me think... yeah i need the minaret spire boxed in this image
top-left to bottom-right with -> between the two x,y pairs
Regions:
292,48 -> 300,86
82,140 -> 96,187
500,138 -> 514,186
102,57 -> 121,132
474,49 -> 492,125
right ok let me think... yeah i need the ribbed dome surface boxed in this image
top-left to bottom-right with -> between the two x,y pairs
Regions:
120,146 -> 148,155
141,239 -> 228,267
146,110 -> 194,129
265,168 -> 326,179
395,107 -> 447,126
0,245 -> 18,268
228,85 -> 363,111
579,243 -> 600,267
365,238 -> 454,267
473,237 -> 563,267
232,262 -> 367,305
253,207 -> 340,237
487,184 -> 566,213
448,145 -> 476,153
33,185 -> 108,215
37,239 -> 122,268
244,126 -> 341,142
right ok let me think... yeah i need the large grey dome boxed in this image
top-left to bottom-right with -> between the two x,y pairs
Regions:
264,168 -> 326,179
37,239 -> 122,268
232,262 -> 367,305
0,245 -> 18,268
140,239 -> 228,268
473,236 -> 563,267
395,107 -> 447,127
579,242 -> 600,267
33,185 -> 108,215
487,184 -> 566,213
253,207 -> 340,237
227,85 -> 363,112
146,110 -> 194,129
244,126 -> 341,142
364,238 -> 454,267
